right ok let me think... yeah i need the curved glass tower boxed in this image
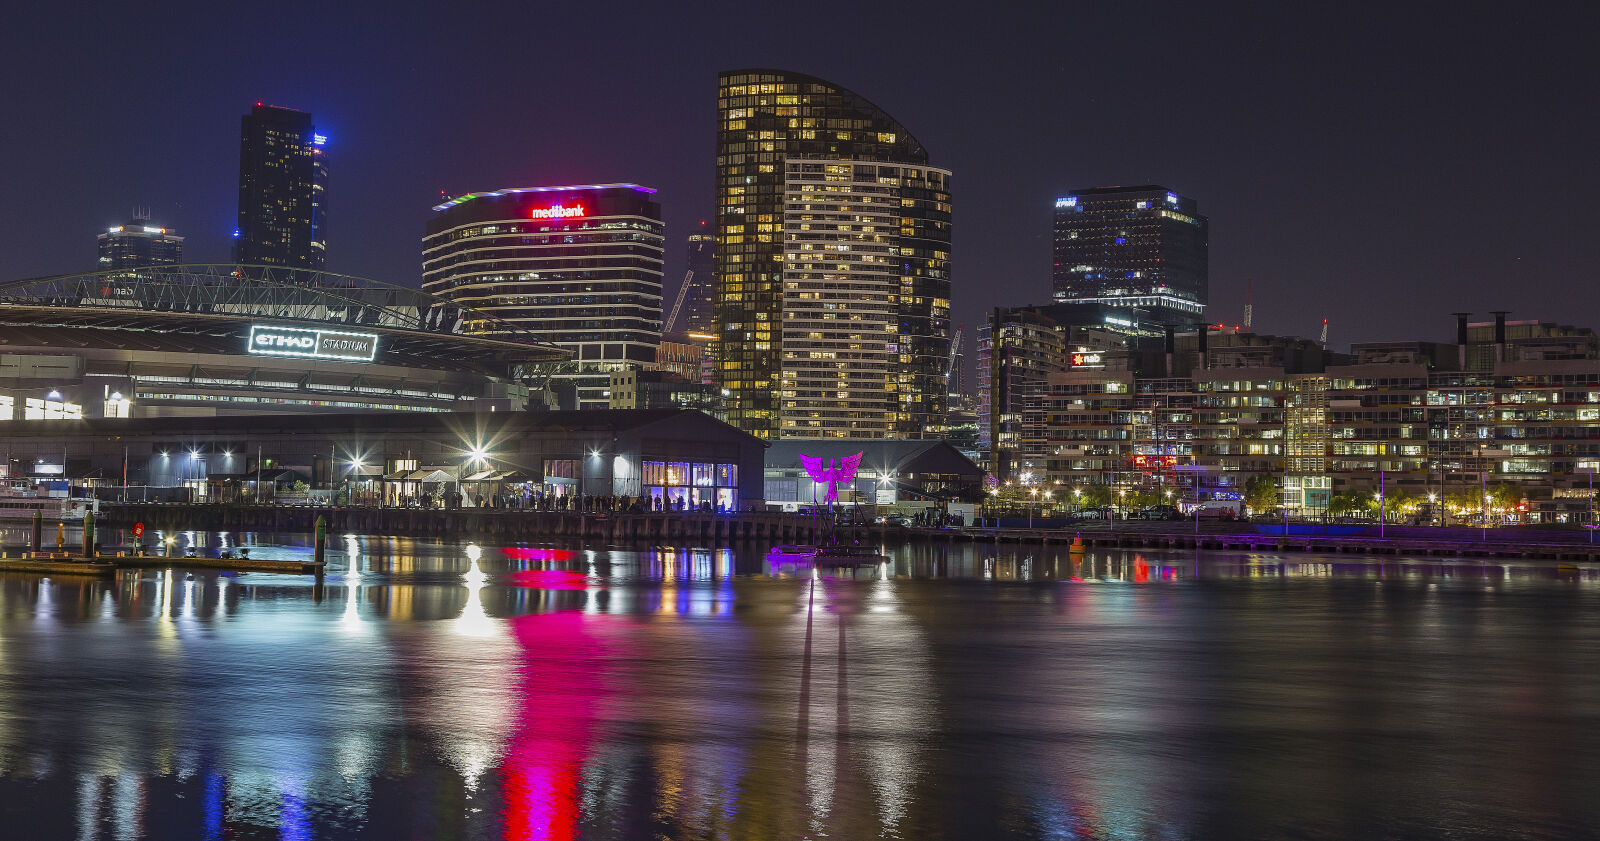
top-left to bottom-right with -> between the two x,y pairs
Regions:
715,69 -> 952,440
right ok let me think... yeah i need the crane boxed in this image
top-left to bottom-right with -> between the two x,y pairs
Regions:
663,269 -> 694,334
1243,279 -> 1253,331
946,325 -> 964,393
1319,318 -> 1329,349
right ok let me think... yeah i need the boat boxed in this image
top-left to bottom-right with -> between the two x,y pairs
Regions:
766,544 -> 819,561
0,493 -> 100,522
812,544 -> 886,566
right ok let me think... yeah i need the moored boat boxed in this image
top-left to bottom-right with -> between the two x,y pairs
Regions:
812,544 -> 886,566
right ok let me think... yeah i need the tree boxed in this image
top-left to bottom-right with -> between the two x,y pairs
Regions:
1243,474 -> 1280,515
1489,482 -> 1523,511
1076,485 -> 1111,507
1329,490 -> 1366,517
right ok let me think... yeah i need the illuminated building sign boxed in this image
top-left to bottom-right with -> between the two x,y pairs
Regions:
529,204 -> 586,219
1070,350 -> 1104,368
248,325 -> 378,362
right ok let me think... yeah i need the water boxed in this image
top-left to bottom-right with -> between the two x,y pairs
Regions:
1,533 -> 1598,840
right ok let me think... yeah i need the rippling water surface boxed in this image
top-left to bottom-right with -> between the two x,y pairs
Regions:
1,533 -> 1598,840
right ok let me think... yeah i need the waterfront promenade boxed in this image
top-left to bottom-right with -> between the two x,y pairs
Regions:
82,502 -> 1600,562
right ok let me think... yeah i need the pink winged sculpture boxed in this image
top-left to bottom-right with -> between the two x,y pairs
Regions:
800,451 -> 864,505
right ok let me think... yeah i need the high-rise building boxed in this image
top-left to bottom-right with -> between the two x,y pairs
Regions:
422,184 -> 664,409
98,210 -> 183,269
234,103 -> 327,269
715,69 -> 952,440
682,226 -> 716,334
1052,185 -> 1207,326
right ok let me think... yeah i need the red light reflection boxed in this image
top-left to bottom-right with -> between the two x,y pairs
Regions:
500,612 -> 610,840
505,570 -> 591,591
504,548 -> 579,562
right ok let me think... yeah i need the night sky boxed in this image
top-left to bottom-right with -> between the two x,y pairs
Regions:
4,2 -> 1595,349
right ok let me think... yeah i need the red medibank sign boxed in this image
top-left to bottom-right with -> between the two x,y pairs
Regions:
530,204 -> 586,219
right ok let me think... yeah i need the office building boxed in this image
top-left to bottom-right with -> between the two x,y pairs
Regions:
234,103 -> 327,269
1052,185 -> 1207,326
422,184 -> 665,409
98,210 -> 183,269
715,69 -> 952,440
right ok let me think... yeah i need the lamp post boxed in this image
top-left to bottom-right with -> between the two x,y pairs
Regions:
1428,492 -> 1438,529
347,458 -> 364,507
1479,440 -> 1488,541
1029,487 -> 1038,528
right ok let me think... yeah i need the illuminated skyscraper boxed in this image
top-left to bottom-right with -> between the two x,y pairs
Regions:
715,69 -> 952,440
98,210 -> 183,269
234,103 -> 327,269
1052,185 -> 1207,326
422,184 -> 664,409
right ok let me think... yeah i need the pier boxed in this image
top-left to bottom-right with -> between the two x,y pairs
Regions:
87,503 -> 1600,562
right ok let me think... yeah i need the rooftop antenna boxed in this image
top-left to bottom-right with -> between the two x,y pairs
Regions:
1243,279 -> 1253,331
1319,318 -> 1329,350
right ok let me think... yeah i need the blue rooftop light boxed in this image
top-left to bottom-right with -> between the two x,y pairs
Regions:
231,228 -> 241,238
312,133 -> 327,147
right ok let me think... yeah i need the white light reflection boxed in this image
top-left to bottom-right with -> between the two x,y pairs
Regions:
456,544 -> 495,637
341,535 -> 363,632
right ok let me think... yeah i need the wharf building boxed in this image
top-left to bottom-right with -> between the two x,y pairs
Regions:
0,265 -> 565,427
714,69 -> 952,440
1052,186 -> 1208,328
422,184 -> 665,409
1004,313 -> 1600,524
98,211 -> 183,270
234,103 -> 327,270
0,409 -> 763,510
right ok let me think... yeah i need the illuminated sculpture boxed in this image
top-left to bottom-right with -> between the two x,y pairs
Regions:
800,452 -> 863,505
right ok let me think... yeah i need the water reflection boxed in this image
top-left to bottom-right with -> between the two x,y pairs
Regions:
0,537 -> 1597,839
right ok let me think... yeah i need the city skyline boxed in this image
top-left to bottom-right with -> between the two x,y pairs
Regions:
2,3 -> 1595,351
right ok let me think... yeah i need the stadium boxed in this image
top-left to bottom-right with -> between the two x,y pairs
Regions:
0,264 -> 568,420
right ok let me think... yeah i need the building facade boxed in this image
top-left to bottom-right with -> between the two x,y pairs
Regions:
98,211 -> 183,269
1011,317 -> 1600,524
1052,185 -> 1207,327
234,104 -> 326,269
714,69 -> 951,440
422,184 -> 665,409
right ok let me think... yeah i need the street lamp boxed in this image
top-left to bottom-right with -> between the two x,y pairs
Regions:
347,457 -> 364,506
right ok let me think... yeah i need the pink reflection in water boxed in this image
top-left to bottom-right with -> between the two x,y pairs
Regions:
499,611 -> 613,840
504,570 -> 591,591
504,547 -> 579,563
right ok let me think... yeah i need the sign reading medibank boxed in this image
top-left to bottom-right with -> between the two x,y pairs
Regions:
248,325 -> 379,362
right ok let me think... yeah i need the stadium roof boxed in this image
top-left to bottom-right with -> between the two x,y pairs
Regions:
0,264 -> 568,372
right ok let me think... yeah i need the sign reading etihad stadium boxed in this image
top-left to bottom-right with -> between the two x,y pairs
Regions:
248,325 -> 379,362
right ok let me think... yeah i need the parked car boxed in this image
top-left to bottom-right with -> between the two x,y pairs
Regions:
875,513 -> 908,527
1138,504 -> 1181,520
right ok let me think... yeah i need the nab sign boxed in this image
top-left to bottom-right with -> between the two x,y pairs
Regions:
248,325 -> 379,362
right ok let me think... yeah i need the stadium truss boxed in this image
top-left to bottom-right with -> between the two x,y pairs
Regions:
0,264 -> 567,366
